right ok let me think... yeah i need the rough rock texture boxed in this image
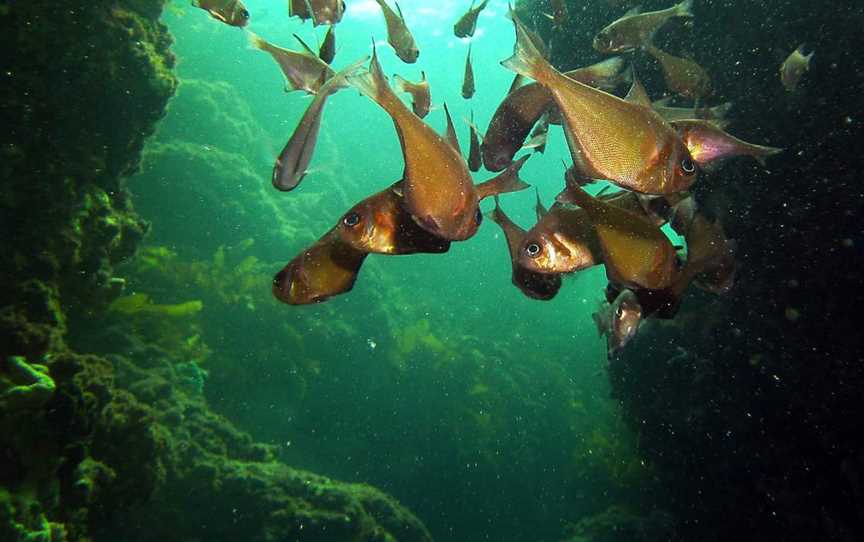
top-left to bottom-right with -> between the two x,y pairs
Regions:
1,2 -> 432,541
519,0 -> 864,540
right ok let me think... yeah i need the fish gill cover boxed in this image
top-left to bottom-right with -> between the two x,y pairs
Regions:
2,0 -> 864,541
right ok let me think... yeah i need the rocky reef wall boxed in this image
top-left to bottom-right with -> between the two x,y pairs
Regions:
0,2 -> 432,541
519,0 -> 864,540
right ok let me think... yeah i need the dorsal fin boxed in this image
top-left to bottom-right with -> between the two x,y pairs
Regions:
394,0 -> 405,20
293,34 -> 317,55
624,68 -> 651,108
442,102 -> 461,154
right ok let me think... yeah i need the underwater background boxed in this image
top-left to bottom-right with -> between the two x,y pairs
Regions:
2,0 -> 864,541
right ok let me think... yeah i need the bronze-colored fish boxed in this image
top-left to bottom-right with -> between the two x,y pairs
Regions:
652,97 -> 732,124
250,32 -> 334,94
336,182 -> 451,255
374,0 -> 420,64
272,58 -> 367,191
780,44 -> 814,92
393,71 -> 431,118
593,0 -> 693,54
467,111 -> 483,172
272,228 -> 367,305
503,11 -> 697,194
319,25 -> 336,64
483,57 -> 628,172
454,0 -> 490,38
462,44 -> 475,99
194,0 -> 249,27
349,46 -> 529,241
644,44 -> 712,100
559,184 -> 678,290
672,119 -> 783,167
490,197 -> 562,300
520,186 -> 663,276
288,0 -> 346,26
518,202 -> 601,275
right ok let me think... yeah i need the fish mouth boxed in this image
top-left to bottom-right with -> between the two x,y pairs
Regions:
272,268 -> 291,303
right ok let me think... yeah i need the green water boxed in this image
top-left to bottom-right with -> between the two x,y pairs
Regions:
126,1 -> 660,540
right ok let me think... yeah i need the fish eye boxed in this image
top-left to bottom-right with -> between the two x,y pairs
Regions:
273,269 -> 287,287
241,9 -> 250,18
342,211 -> 361,227
475,207 -> 483,225
615,305 -> 624,318
525,243 -> 542,258
681,156 -> 696,175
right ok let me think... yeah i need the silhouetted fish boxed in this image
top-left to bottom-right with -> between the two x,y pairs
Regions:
374,0 -> 420,63
593,0 -> 692,53
272,58 -> 367,191
462,44 -> 475,99
454,0 -> 489,38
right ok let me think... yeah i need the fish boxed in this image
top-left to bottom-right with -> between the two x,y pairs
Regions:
349,45 -> 529,241
593,289 -> 643,358
335,182 -> 451,255
319,25 -> 336,64
393,71 -> 431,118
467,112 -> 483,172
643,44 -> 712,100
593,0 -> 693,54
271,58 -> 367,191
672,119 -> 783,167
503,10 -> 698,195
288,0 -> 346,26
374,0 -> 420,64
558,184 -> 678,290
518,201 -> 601,275
483,57 -> 628,172
249,32 -> 335,95
544,0 -> 569,30
272,228 -> 367,305
462,44 -> 476,99
652,97 -> 733,124
519,186 -> 664,275
780,44 -> 814,92
442,102 -> 461,154
490,197 -> 562,300
453,0 -> 490,38
193,0 -> 249,27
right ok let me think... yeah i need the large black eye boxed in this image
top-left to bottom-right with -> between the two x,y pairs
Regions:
525,243 -> 542,258
241,9 -> 250,18
475,207 -> 483,226
615,305 -> 624,319
342,211 -> 360,227
681,156 -> 696,175
273,269 -> 287,287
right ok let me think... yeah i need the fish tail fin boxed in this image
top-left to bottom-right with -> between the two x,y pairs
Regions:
501,7 -> 555,86
248,30 -> 268,52
348,40 -> 400,112
475,155 -> 531,200
392,73 -> 409,93
710,101 -> 734,120
319,56 -> 370,97
752,145 -> 783,167
676,0 -> 694,18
